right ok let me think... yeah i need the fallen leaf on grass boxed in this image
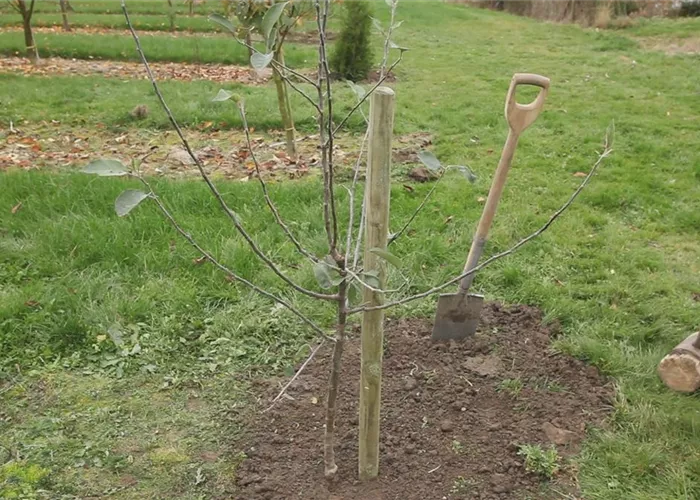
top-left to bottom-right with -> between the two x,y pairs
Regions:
403,184 -> 414,192
11,202 -> 22,214
193,256 -> 207,265
477,196 -> 486,203
444,215 -> 453,224
573,172 -> 587,178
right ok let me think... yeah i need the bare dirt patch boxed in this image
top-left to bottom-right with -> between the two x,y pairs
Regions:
637,36 -> 700,55
0,56 -> 269,84
235,303 -> 613,499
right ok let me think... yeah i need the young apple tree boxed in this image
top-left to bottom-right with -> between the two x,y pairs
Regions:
84,0 -> 613,482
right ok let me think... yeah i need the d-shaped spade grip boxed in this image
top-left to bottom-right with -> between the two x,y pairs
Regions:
505,73 -> 550,135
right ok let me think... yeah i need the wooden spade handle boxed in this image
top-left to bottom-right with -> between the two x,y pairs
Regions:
459,74 -> 550,292
506,73 -> 550,135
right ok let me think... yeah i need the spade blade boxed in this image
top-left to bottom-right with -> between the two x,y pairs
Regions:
431,292 -> 484,341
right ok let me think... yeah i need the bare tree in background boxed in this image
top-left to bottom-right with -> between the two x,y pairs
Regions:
59,0 -> 71,31
8,0 -> 39,63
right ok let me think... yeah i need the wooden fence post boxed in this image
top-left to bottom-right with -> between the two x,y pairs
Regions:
358,86 -> 395,481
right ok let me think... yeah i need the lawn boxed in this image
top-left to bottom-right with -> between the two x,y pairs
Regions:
0,30 -> 319,65
1,1 -> 699,499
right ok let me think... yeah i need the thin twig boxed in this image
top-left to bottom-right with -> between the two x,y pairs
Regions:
380,0 -> 399,79
122,1 -> 336,302
238,101 -> 319,264
389,168 -> 446,246
347,145 -> 613,315
262,340 -> 326,413
136,176 -> 332,342
352,199 -> 366,271
331,54 -> 403,138
228,33 -> 318,88
344,129 -> 369,257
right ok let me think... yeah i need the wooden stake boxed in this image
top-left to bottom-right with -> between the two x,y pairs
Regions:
658,332 -> 700,393
359,86 -> 395,481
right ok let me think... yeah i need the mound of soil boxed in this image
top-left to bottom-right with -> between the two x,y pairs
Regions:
235,303 -> 613,499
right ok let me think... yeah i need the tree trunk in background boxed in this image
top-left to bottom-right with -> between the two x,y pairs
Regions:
272,47 -> 297,158
167,0 -> 176,31
59,0 -> 71,31
17,0 -> 39,64
245,29 -> 253,61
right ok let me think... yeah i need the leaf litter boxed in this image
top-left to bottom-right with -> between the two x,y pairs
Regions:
1,122 -> 434,182
0,56 -> 270,84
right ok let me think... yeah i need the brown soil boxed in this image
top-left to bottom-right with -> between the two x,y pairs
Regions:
234,303 -> 613,500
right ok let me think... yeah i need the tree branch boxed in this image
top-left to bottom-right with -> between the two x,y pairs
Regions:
229,33 -> 319,88
122,1 -> 336,302
262,339 -> 326,413
380,0 -> 399,79
344,129 -> 369,258
331,54 -> 403,138
313,0 -> 334,258
135,175 -> 332,343
6,0 -> 21,14
388,167 -> 447,246
317,0 -> 339,259
238,100 -> 320,264
347,144 -> 613,315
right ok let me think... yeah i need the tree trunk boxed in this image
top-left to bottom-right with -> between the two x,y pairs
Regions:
245,29 -> 254,62
272,47 -> 297,158
323,279 -> 348,479
59,0 -> 71,31
167,0 -> 175,31
17,0 -> 39,64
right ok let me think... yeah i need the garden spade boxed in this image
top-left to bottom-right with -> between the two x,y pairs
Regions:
431,73 -> 550,341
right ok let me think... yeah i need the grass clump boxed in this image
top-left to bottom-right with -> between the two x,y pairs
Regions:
517,444 -> 561,479
0,462 -> 50,499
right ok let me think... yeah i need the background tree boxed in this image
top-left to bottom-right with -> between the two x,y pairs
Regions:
166,0 -> 176,31
211,1 -> 314,158
330,0 -> 373,81
59,0 -> 71,31
7,0 -> 39,63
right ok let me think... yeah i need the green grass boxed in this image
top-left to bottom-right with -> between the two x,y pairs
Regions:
0,0 -> 214,16
0,74 -> 364,133
0,12 -> 229,32
0,11 -> 325,34
0,30 -> 318,65
1,2 -> 700,499
619,16 -> 700,38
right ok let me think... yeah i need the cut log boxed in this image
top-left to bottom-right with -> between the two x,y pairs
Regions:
657,332 -> 700,393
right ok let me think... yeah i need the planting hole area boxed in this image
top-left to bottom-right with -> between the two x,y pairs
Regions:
238,304 -> 612,499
